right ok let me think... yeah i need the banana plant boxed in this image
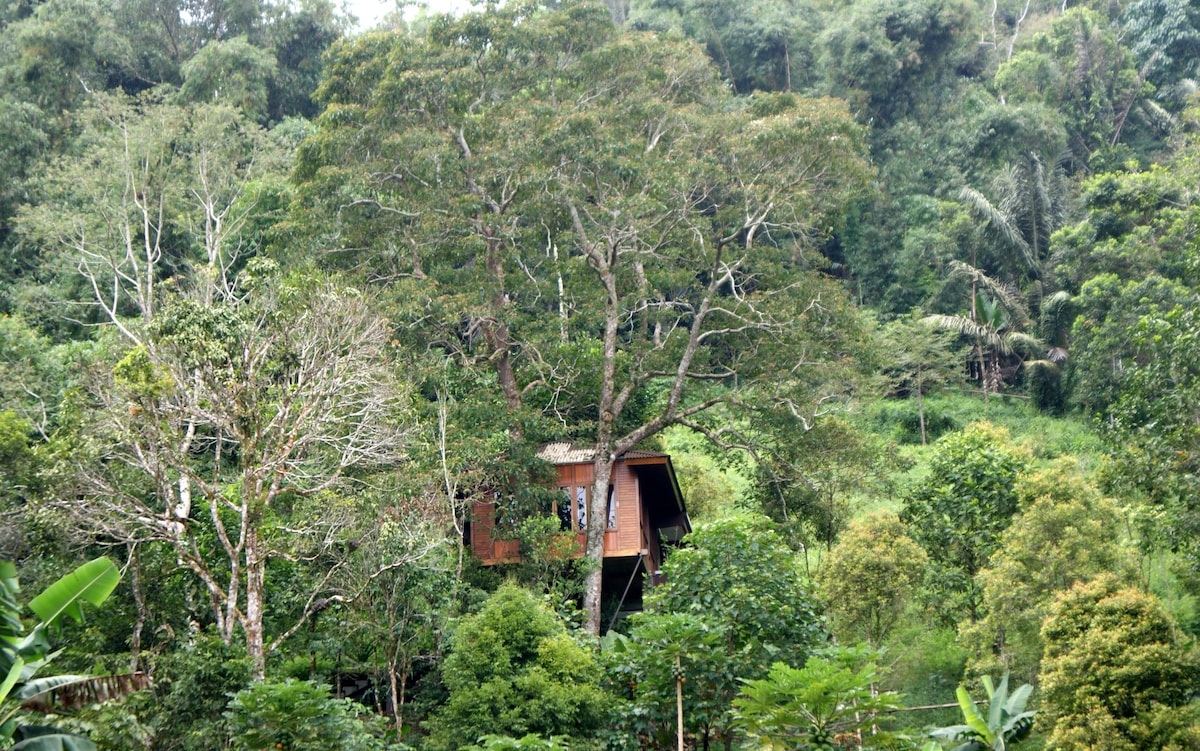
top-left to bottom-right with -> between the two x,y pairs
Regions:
1,557 -> 122,751
928,674 -> 1036,751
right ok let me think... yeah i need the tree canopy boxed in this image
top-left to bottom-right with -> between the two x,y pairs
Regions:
293,0 -> 873,632
2,0 -> 1200,746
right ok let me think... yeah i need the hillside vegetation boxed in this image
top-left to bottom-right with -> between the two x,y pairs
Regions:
2,0 -> 1200,749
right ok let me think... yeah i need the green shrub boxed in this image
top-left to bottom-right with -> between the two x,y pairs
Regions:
1040,576 -> 1200,749
865,399 -> 959,444
424,585 -> 607,751
147,632 -> 253,751
901,423 -> 1028,623
225,679 -> 384,751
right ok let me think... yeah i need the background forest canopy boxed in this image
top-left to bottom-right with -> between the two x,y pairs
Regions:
4,0 -> 1200,748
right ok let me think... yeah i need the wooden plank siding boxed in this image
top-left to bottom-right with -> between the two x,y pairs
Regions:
611,462 -> 643,556
470,500 -> 520,564
471,461 -> 647,566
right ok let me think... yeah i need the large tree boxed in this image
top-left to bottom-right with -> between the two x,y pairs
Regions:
292,0 -> 873,633
19,93 -> 413,677
817,511 -> 926,647
960,460 -> 1137,684
55,276 -> 411,678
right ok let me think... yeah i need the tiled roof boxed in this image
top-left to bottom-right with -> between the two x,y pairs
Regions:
537,442 -> 595,463
536,442 -> 667,464
623,449 -> 669,460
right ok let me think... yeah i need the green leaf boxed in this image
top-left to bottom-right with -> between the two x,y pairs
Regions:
11,725 -> 97,751
0,563 -> 16,596
986,675 -> 1004,734
956,685 -> 992,742
17,674 -> 94,702
27,559 -> 119,628
1,657 -> 24,705
1004,683 -> 1033,717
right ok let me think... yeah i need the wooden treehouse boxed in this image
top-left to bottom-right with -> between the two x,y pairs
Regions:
469,442 -> 692,614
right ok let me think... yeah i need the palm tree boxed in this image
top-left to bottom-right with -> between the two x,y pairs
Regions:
926,262 -> 1044,397
958,153 -> 1068,291
1024,289 -> 1074,411
1038,290 -> 1073,364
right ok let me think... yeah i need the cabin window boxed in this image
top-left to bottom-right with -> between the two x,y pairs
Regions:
556,483 -> 616,531
557,489 -> 572,531
576,486 -> 587,530
558,485 -> 588,531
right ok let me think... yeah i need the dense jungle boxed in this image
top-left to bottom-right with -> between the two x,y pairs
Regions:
3,0 -> 1200,748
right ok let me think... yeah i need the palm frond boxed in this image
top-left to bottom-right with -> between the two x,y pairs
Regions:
925,313 -> 1009,354
993,164 -> 1025,218
1030,153 -> 1051,217
1039,290 -> 1074,343
1025,358 -> 1062,373
1139,98 -> 1178,134
958,185 -> 1035,273
1006,331 -> 1046,358
1157,79 -> 1196,108
946,261 -> 1029,325
924,314 -> 987,340
1028,152 -> 1060,255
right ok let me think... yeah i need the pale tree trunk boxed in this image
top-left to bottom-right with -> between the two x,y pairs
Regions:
244,523 -> 267,678
1007,0 -> 1032,61
388,661 -> 403,737
676,655 -> 685,751
583,222 -> 622,636
129,545 -> 146,673
455,128 -> 522,414
584,454 -> 615,635
483,226 -> 521,412
216,489 -> 243,646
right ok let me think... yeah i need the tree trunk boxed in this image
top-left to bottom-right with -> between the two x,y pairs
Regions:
244,524 -> 266,679
584,454 -> 615,635
584,234 -> 621,637
482,226 -> 521,412
676,655 -> 685,751
129,545 -> 146,673
916,365 -> 927,445
388,659 -> 403,737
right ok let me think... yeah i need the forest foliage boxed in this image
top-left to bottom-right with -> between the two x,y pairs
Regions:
2,0 -> 1200,749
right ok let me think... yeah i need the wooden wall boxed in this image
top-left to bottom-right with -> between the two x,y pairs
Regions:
472,460 -> 651,565
611,462 -> 643,556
